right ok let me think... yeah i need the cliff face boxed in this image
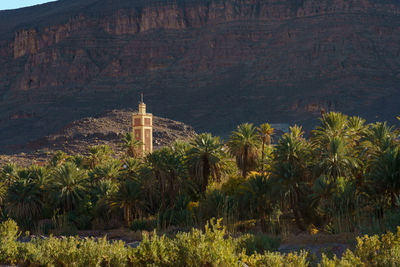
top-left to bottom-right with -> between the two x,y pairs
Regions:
1,0 -> 400,151
10,0 -> 400,59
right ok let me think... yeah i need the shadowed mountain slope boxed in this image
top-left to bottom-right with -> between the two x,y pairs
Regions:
0,109 -> 196,166
1,0 -> 400,152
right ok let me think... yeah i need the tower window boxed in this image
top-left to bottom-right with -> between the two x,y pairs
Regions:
134,129 -> 141,140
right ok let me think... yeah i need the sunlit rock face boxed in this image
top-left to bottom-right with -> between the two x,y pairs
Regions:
0,0 -> 400,151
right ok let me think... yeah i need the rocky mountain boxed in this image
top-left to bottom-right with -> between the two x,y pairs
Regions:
0,109 -> 196,166
1,0 -> 400,152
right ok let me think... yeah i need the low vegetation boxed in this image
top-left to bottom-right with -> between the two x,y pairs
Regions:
1,218 -> 400,266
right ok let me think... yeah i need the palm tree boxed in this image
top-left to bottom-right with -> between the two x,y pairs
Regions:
345,116 -> 368,180
137,165 -> 158,213
272,125 -> 311,230
87,145 -> 113,169
49,150 -> 69,167
312,112 -> 349,146
146,147 -> 187,211
29,165 -> 51,190
241,174 -> 274,231
274,125 -> 309,163
69,154 -> 85,169
227,123 -> 260,178
0,181 -> 7,216
347,116 -> 366,139
92,179 -> 119,201
51,162 -> 88,213
186,133 -> 225,195
0,163 -> 18,186
92,179 -> 119,223
90,160 -> 121,182
110,180 -> 144,227
312,113 -> 367,183
120,157 -> 142,180
311,175 -> 357,231
120,132 -> 143,158
369,146 -> 400,208
364,122 -> 397,156
172,140 -> 192,158
6,179 -> 43,227
316,136 -> 360,181
257,123 -> 274,172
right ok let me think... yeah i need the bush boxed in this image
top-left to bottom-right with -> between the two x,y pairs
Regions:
242,251 -> 309,267
0,219 -> 20,264
128,232 -> 176,266
320,226 -> 400,266
0,219 -> 309,267
235,233 -> 280,255
172,218 -> 240,266
6,219 -> 400,266
130,218 -> 241,267
20,236 -> 128,266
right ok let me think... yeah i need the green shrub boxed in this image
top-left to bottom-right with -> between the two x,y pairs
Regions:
128,232 -> 177,266
235,233 -> 280,255
353,229 -> 400,266
7,219 -> 400,266
0,219 -> 20,264
172,218 -> 241,267
319,251 -> 362,267
130,218 -> 241,267
320,227 -> 400,266
20,236 -> 128,267
242,251 -> 309,267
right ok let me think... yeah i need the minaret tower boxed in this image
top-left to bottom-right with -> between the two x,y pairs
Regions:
132,94 -> 153,155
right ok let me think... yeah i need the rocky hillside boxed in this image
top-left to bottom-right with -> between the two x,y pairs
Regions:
1,0 -> 400,151
0,109 -> 197,166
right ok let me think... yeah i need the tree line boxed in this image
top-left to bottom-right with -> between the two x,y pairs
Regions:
0,112 -> 399,235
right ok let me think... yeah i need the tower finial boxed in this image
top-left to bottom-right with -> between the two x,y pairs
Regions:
140,92 -> 144,103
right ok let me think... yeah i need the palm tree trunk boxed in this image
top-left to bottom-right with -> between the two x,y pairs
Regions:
243,149 -> 248,178
259,205 -> 267,232
148,191 -> 154,211
202,159 -> 210,197
391,191 -> 398,208
124,206 -> 129,227
292,205 -> 306,231
261,141 -> 265,172
290,192 -> 306,231
157,173 -> 166,211
169,172 -> 176,204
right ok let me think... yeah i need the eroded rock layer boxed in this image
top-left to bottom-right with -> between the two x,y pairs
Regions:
1,0 -> 400,151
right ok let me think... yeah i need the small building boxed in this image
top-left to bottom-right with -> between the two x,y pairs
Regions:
132,96 -> 153,155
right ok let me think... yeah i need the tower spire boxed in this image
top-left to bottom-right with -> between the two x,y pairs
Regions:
138,93 -> 146,114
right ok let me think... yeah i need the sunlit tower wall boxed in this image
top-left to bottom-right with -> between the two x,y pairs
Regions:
132,97 -> 153,155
